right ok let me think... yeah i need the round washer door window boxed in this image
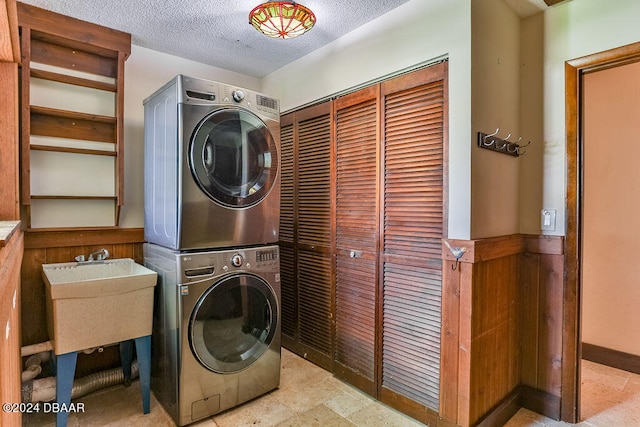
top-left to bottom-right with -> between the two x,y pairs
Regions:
189,108 -> 278,208
189,274 -> 278,373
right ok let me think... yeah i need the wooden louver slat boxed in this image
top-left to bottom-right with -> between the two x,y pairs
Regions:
279,124 -> 295,243
280,106 -> 334,368
334,96 -> 378,389
298,249 -> 332,355
278,245 -> 296,338
382,79 -> 444,411
298,115 -> 331,247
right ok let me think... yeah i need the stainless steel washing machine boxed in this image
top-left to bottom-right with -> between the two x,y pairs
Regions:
144,243 -> 281,426
143,75 -> 280,250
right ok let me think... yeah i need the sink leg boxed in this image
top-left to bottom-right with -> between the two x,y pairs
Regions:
119,340 -> 133,386
55,351 -> 78,427
135,335 -> 151,414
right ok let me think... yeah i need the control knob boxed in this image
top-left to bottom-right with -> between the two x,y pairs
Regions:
232,90 -> 245,103
231,254 -> 244,267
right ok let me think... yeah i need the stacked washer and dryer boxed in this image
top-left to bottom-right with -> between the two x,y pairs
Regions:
142,75 -> 281,426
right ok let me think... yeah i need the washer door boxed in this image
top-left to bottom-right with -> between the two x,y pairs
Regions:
189,108 -> 278,208
189,274 -> 278,373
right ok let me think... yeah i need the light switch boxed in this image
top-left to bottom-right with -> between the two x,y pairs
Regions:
541,209 -> 556,231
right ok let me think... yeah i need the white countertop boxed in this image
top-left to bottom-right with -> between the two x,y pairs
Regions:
0,220 -> 21,248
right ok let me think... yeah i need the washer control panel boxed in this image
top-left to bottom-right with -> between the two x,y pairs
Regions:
178,246 -> 279,282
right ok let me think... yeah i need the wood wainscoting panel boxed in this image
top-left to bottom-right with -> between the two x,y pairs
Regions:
468,254 -> 520,425
535,254 -> 563,398
440,234 -> 564,426
440,258 -> 463,422
520,235 -> 564,419
0,226 -> 23,427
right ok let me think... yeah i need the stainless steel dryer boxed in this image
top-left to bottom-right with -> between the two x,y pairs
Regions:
144,243 -> 281,426
144,75 -> 280,250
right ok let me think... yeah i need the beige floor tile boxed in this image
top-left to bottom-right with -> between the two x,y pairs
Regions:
189,417 -> 218,427
502,408 -> 548,427
275,404 -> 355,427
347,402 -> 426,427
23,349 -> 640,427
211,390 -> 294,427
581,360 -> 630,392
23,381 -> 174,427
506,360 -> 640,427
324,389 -> 374,418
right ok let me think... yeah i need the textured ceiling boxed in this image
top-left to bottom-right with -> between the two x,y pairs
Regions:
18,0 -> 551,78
18,0 -> 414,78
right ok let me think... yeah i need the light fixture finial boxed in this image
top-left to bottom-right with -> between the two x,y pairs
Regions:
249,1 -> 316,39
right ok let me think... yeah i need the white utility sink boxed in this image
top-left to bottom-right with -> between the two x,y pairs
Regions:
42,259 -> 157,355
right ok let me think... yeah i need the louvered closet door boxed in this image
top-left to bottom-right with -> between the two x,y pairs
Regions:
279,115 -> 296,339
279,103 -> 333,369
380,64 -> 446,412
334,87 -> 379,395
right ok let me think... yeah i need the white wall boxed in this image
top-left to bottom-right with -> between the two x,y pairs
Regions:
119,45 -> 260,227
519,13 -> 544,234
541,0 -> 640,236
470,0 -> 521,238
262,0 -> 473,239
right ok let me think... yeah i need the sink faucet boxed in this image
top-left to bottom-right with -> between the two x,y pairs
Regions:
88,248 -> 110,261
74,248 -> 110,264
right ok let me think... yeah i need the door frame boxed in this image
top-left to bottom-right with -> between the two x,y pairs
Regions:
563,41 -> 640,423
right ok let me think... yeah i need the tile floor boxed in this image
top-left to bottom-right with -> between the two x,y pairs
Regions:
22,352 -> 640,426
505,360 -> 640,427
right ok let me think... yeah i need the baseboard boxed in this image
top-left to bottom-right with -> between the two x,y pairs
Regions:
471,384 -> 561,427
582,342 -> 640,375
474,387 -> 521,427
519,385 -> 561,421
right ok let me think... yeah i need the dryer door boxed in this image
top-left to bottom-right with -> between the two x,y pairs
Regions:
189,273 -> 278,373
189,108 -> 278,208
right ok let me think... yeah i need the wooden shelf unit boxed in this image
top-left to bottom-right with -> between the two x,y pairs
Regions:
17,3 -> 131,229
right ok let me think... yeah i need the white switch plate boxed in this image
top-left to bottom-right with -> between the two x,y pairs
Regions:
541,209 -> 556,231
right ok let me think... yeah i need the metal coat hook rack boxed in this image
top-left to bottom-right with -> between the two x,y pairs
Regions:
477,128 -> 532,157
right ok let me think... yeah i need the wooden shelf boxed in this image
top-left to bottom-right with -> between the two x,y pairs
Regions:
30,195 -> 117,200
30,144 -> 116,157
18,2 -> 130,229
30,105 -> 116,122
30,68 -> 117,92
30,106 -> 116,144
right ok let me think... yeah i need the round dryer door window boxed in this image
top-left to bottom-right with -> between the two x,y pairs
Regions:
189,108 -> 278,208
189,274 -> 278,373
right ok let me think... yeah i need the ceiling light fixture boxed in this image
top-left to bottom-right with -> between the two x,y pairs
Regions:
249,1 -> 316,39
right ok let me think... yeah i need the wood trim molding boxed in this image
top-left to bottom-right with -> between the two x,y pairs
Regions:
520,385 -> 561,421
442,234 -> 564,263
582,343 -> 640,376
475,387 -> 521,427
0,0 -> 20,63
474,385 -> 561,427
0,0 -> 19,219
24,227 -> 144,249
16,2 -> 131,56
563,41 -> 640,423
